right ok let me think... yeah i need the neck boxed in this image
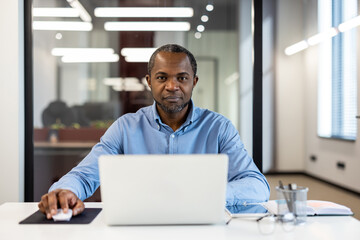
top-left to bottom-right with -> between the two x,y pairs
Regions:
156,104 -> 190,132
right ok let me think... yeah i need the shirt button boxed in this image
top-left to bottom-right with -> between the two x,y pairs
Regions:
171,134 -> 175,138
157,125 -> 160,130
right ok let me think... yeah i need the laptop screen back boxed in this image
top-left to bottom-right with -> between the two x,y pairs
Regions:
99,154 -> 228,225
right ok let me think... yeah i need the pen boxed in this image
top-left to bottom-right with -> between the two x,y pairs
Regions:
279,180 -> 293,213
289,183 -> 297,216
279,180 -> 284,189
288,183 -> 297,190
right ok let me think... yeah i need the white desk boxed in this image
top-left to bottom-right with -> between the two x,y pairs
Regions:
1,202 -> 359,240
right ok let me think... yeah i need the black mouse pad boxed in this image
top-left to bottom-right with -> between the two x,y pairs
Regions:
19,208 -> 102,224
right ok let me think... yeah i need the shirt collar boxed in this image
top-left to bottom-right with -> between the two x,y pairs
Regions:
151,100 -> 197,130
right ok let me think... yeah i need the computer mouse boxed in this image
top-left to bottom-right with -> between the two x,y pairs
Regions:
52,209 -> 73,222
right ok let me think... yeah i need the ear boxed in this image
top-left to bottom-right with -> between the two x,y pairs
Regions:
145,75 -> 151,89
192,75 -> 199,88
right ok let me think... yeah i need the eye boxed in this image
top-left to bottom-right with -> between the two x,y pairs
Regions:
156,76 -> 167,81
178,76 -> 187,81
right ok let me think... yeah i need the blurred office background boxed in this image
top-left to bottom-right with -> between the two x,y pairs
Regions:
29,0 -> 260,201
0,0 -> 359,207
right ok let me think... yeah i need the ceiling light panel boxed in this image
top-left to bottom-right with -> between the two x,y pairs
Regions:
52,48 -> 115,56
284,40 -> 308,56
113,84 -> 145,92
124,56 -> 150,62
121,47 -> 157,62
33,21 -> 93,31
95,7 -> 194,18
103,77 -> 139,86
338,15 -> 360,32
32,8 -> 80,17
67,0 -> 92,22
103,77 -> 146,91
104,21 -> 190,31
61,54 -> 119,63
307,28 -> 338,46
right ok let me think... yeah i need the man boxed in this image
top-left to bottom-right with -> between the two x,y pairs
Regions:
38,44 -> 270,219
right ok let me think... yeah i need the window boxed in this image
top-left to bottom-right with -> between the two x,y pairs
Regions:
318,0 -> 357,140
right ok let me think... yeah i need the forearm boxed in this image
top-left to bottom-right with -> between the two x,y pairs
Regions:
49,172 -> 96,201
219,121 -> 270,206
49,120 -> 122,200
48,149 -> 101,200
226,171 -> 270,206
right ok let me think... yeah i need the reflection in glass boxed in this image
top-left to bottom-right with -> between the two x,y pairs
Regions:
32,0 -> 252,201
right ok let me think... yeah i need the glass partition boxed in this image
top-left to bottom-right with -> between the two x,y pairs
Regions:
30,0 -> 255,201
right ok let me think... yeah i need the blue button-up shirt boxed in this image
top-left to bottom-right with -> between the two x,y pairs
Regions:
50,101 -> 270,206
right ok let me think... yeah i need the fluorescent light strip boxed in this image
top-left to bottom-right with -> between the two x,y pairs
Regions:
104,77 -> 145,92
113,84 -> 145,92
121,48 -> 157,56
67,0 -> 92,22
32,8 -> 80,17
284,40 -> 308,56
61,54 -> 119,63
124,56 -> 151,63
104,78 -> 149,92
104,21 -> 190,31
285,15 -> 360,56
103,77 -> 140,86
307,28 -> 338,46
52,48 -> 114,56
338,15 -> 360,32
95,7 -> 194,18
103,78 -> 121,86
121,48 -> 156,62
33,21 -> 92,31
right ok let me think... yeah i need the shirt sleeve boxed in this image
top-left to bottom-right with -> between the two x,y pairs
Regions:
48,119 -> 123,201
219,120 -> 270,206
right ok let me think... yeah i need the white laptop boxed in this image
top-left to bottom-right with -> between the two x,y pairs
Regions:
98,154 -> 228,225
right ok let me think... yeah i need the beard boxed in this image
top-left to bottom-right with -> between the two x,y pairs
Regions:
155,98 -> 191,114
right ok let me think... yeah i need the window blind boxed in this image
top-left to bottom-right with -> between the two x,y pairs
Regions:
318,0 -> 357,140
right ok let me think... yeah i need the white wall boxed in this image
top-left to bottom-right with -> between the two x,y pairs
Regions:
275,0 -> 306,171
0,1 -> 24,204
303,0 -> 360,192
276,0 -> 360,193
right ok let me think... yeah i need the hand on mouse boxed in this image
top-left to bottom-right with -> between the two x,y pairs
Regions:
38,189 -> 85,219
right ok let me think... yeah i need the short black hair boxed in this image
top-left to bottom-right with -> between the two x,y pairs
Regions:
147,44 -> 197,77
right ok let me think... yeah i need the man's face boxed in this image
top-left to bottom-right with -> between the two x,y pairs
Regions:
146,52 -> 198,114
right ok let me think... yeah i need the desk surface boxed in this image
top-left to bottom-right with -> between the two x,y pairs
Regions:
1,202 -> 359,240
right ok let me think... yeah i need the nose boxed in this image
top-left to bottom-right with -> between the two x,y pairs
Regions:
165,77 -> 179,91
